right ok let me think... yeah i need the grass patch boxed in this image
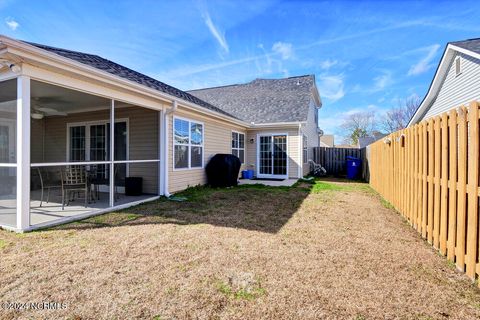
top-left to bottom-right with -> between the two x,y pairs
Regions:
0,239 -> 7,250
216,280 -> 266,301
311,180 -> 371,194
380,198 -> 395,209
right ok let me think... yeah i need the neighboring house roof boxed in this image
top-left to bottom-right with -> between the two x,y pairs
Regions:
408,38 -> 480,126
188,75 -> 321,124
23,41 -> 238,120
320,134 -> 334,147
451,38 -> 480,55
357,132 -> 386,148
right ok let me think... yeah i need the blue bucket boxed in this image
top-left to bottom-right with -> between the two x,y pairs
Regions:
242,169 -> 254,179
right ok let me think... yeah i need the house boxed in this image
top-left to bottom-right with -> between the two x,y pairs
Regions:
357,132 -> 386,148
0,35 -> 322,232
409,38 -> 480,125
320,134 -> 334,147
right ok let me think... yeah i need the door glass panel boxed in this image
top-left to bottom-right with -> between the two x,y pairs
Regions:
259,136 -> 272,175
273,135 -> 287,175
90,124 -> 107,178
69,126 -> 86,161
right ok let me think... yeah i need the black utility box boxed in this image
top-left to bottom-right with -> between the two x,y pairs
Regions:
125,177 -> 143,196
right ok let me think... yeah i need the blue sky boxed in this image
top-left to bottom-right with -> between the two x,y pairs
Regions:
1,0 -> 480,141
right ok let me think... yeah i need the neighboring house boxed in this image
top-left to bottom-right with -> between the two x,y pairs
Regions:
409,38 -> 480,125
320,134 -> 334,147
0,35 -> 322,232
357,132 -> 386,148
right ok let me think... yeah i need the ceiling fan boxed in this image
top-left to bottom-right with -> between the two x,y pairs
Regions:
30,97 -> 69,119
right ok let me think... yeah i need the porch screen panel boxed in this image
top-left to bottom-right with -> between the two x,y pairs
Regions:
0,79 -> 18,228
114,104 -> 160,205
29,80 -> 113,228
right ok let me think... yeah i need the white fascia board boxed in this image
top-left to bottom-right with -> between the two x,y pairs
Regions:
0,35 -> 250,128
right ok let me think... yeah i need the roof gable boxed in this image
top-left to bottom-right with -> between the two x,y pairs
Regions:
408,38 -> 480,126
188,75 -> 320,124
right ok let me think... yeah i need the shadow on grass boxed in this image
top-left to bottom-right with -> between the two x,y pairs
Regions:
50,178 -> 370,234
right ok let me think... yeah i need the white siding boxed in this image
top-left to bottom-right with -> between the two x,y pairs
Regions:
300,99 -> 320,175
423,52 -> 480,119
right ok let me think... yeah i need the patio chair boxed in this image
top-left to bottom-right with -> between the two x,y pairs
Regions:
61,166 -> 90,210
32,168 -> 63,207
308,159 -> 327,177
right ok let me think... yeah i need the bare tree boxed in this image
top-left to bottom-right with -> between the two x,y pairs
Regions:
341,111 -> 376,145
380,95 -> 421,133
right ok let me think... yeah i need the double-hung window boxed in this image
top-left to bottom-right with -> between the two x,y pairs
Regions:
231,131 -> 245,163
174,117 -> 204,169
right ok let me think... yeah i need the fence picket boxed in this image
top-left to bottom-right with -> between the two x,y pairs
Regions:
447,110 -> 458,260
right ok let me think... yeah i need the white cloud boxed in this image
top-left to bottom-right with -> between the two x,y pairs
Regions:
5,17 -> 19,31
408,44 -> 441,76
320,59 -> 338,70
202,11 -> 229,54
372,70 -> 393,92
272,42 -> 293,60
317,74 -> 345,102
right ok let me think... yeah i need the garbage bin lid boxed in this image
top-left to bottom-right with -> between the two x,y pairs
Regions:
346,156 -> 360,160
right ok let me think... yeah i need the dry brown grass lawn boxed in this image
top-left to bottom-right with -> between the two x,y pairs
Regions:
1,180 -> 480,319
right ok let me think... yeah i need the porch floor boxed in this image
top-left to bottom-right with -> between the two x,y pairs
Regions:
0,190 -> 154,228
238,178 -> 298,187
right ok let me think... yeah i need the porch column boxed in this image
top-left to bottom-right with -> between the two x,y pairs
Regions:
16,75 -> 30,230
109,100 -> 115,207
158,109 -> 164,196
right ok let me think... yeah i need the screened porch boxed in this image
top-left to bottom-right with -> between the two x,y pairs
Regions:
0,77 -> 162,231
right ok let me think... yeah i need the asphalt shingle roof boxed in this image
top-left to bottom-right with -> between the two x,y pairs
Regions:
24,41 -> 237,119
188,75 -> 317,124
450,38 -> 480,55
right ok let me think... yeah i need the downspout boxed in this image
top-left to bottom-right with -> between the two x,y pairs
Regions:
298,123 -> 302,178
162,100 -> 177,197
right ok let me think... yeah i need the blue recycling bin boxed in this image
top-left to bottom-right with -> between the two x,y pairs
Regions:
346,156 -> 361,180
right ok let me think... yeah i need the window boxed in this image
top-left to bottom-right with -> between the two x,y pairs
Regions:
303,135 -> 308,163
455,56 -> 462,76
174,118 -> 204,169
231,131 -> 245,163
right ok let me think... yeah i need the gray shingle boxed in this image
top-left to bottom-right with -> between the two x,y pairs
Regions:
450,38 -> 480,55
188,75 -> 316,124
24,41 -> 237,119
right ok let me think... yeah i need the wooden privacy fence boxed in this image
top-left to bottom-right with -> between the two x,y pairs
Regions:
369,101 -> 480,284
313,146 -> 367,179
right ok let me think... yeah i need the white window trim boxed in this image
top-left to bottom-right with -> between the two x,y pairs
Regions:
66,118 -> 130,162
255,132 -> 289,179
173,116 -> 204,171
231,130 -> 246,164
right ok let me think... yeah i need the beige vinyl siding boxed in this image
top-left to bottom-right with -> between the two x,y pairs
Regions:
245,128 -> 301,179
31,118 -> 44,163
31,106 -> 160,194
301,99 -> 320,175
423,52 -> 480,119
168,108 -> 246,193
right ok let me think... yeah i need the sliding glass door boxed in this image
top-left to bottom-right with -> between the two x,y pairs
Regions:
257,134 -> 288,179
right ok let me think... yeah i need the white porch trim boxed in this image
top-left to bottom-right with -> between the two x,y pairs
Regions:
16,75 -> 30,230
